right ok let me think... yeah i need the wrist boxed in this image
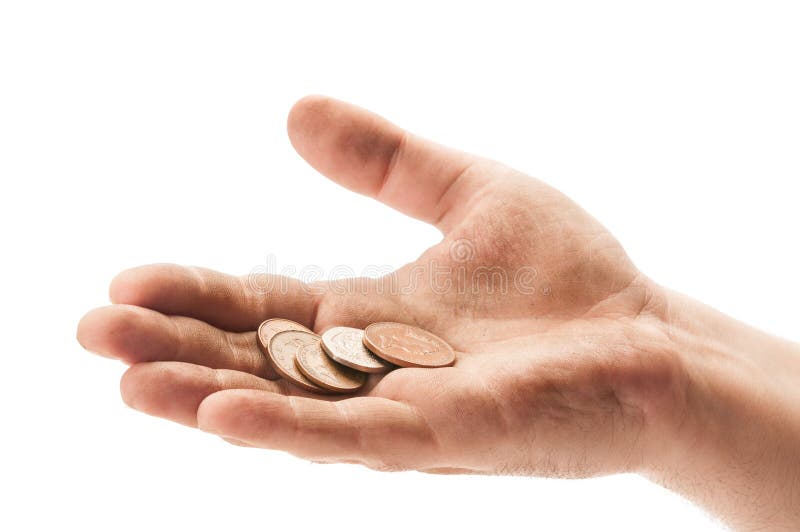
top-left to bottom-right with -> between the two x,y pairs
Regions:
644,288 -> 800,530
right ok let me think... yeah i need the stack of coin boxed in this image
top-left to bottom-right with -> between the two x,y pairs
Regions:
256,319 -> 456,395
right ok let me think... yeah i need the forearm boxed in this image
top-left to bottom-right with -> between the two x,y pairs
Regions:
647,290 -> 800,530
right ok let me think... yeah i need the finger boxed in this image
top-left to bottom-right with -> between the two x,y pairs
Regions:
120,362 -> 285,427
197,389 -> 438,471
221,437 -> 255,448
77,304 -> 280,379
288,95 -> 492,233
109,263 -> 318,332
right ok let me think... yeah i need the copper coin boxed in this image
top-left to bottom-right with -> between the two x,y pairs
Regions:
363,322 -> 456,368
257,318 -> 313,379
321,327 -> 393,374
295,337 -> 366,393
267,330 -> 327,394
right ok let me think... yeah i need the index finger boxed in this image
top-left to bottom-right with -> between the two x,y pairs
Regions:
110,263 -> 319,332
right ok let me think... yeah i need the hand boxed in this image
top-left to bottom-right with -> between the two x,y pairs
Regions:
77,96 -> 800,530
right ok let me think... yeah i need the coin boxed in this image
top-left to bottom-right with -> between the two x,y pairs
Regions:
257,318 -> 313,354
296,337 -> 367,393
267,330 -> 327,393
363,322 -> 456,368
257,318 -> 313,379
321,327 -> 393,373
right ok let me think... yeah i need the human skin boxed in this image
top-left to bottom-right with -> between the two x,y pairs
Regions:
77,96 -> 800,530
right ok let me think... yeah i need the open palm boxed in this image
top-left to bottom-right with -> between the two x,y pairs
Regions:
78,96 -> 684,477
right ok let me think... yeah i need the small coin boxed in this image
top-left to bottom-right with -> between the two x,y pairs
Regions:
363,322 -> 456,368
296,337 -> 367,393
321,327 -> 393,374
257,318 -> 313,379
267,330 -> 327,394
257,318 -> 313,354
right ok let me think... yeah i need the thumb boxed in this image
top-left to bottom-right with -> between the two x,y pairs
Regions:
287,95 -> 489,233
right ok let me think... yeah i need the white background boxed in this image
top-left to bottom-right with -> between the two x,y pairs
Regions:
1,2 -> 798,530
